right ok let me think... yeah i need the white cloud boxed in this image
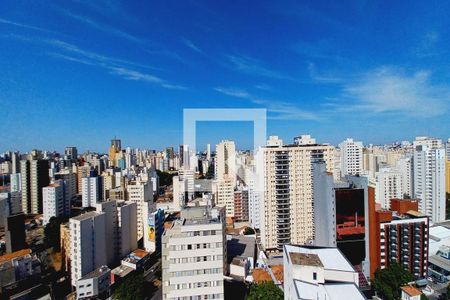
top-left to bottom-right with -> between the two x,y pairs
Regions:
181,38 -> 203,54
214,86 -> 320,121
342,67 -> 448,117
226,54 -> 294,80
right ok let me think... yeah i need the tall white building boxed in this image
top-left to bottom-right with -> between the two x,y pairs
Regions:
127,179 -> 153,239
396,155 -> 413,198
43,180 -> 70,225
10,173 -> 21,192
70,211 -> 107,287
339,138 -> 363,177
258,136 -> 334,250
162,205 -> 226,300
82,176 -> 100,208
95,200 -> 137,265
55,168 -> 77,200
413,137 -> 446,223
312,161 -> 336,248
375,167 -> 403,209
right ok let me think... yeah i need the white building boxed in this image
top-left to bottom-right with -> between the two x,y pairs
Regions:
162,205 -> 226,300
339,138 -> 363,177
55,168 -> 77,203
283,244 -> 364,300
70,211 -> 107,287
95,200 -> 138,265
127,179 -> 153,240
413,137 -> 446,223
76,265 -> 111,299
258,136 -> 334,249
312,161 -> 336,247
396,155 -> 413,198
375,167 -> 403,209
10,173 -> 21,192
42,180 -> 69,225
82,176 -> 100,208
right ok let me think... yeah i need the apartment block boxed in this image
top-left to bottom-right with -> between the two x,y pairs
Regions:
258,136 -> 334,250
162,205 -> 226,300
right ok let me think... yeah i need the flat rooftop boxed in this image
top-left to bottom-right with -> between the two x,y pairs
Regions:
71,211 -> 102,221
401,285 -> 422,297
284,245 -> 355,272
79,265 -> 110,280
0,249 -> 32,264
227,235 -> 256,264
290,252 -> 323,267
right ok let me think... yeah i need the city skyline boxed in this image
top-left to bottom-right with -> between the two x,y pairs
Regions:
1,1 -> 450,152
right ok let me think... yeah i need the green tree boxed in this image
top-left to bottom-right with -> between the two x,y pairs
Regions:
421,294 -> 429,300
372,262 -> 415,300
243,227 -> 255,235
44,217 -> 67,251
246,282 -> 283,300
112,271 -> 144,300
156,170 -> 176,187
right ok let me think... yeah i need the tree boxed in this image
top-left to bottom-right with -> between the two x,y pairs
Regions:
246,282 -> 283,300
156,170 -> 176,187
372,262 -> 415,300
243,227 -> 255,235
44,217 -> 67,251
112,271 -> 144,300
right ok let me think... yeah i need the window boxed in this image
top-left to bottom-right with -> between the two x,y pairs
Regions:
313,272 -> 317,280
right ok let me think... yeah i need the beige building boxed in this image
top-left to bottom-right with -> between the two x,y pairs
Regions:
215,178 -> 234,217
258,136 -> 334,250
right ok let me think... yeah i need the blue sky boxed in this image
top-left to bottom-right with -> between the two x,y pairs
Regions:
1,0 -> 449,153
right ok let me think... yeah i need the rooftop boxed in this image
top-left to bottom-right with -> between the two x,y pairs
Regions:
284,245 -> 355,272
227,235 -> 256,264
289,252 -> 323,267
294,281 -> 366,300
401,285 -> 422,297
71,211 -> 102,221
111,265 -> 134,278
79,265 -> 110,280
252,268 -> 272,283
0,249 -> 32,264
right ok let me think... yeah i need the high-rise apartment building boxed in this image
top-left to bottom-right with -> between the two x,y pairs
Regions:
370,206 -> 429,279
55,168 -> 77,203
413,137 -> 446,223
20,159 -> 49,214
65,146 -> 78,160
43,179 -> 70,225
215,178 -> 234,217
233,188 -> 249,222
82,176 -> 101,208
215,140 -> 236,186
376,167 -> 403,209
109,138 -> 121,167
312,161 -> 336,248
95,200 -> 137,265
339,138 -> 363,177
396,155 -> 413,198
127,179 -> 153,239
258,136 -> 334,250
70,211 -> 107,287
162,205 -> 226,300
